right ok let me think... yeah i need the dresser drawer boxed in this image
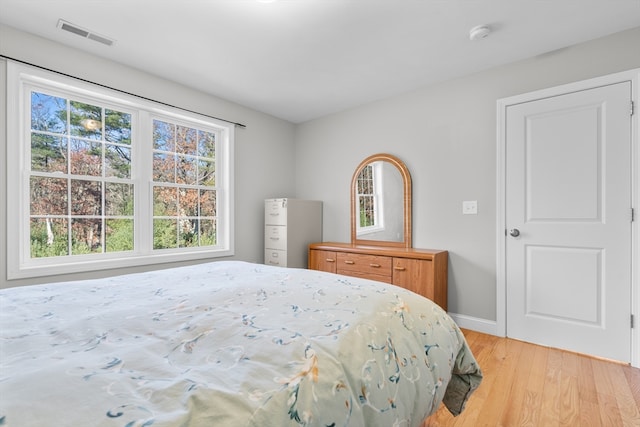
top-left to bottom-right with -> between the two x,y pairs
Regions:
265,249 -> 287,267
265,225 -> 287,250
336,252 -> 392,283
308,249 -> 337,273
393,257 -> 433,296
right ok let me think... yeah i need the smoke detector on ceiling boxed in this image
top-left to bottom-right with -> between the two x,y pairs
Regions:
469,25 -> 491,41
57,19 -> 115,46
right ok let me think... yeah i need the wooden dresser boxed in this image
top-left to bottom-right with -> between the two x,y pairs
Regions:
308,242 -> 448,311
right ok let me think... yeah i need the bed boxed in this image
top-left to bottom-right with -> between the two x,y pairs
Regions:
0,260 -> 481,426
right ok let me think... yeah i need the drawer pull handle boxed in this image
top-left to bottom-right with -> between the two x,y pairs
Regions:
344,260 -> 355,265
270,237 -> 279,240
394,266 -> 406,271
369,263 -> 381,268
325,258 -> 335,263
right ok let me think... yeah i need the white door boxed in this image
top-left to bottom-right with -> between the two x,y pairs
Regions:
505,82 -> 632,362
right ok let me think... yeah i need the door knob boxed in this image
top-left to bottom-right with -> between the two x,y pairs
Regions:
509,228 -> 520,237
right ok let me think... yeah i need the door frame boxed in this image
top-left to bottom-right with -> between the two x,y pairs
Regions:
496,69 -> 640,367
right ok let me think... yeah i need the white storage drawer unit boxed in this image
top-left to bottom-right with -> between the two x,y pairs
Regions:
264,198 -> 322,268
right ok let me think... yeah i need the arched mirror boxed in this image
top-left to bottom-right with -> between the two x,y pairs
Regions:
351,153 -> 412,248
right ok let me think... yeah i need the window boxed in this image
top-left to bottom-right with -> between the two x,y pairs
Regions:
7,62 -> 234,279
151,119 -> 218,250
356,162 -> 384,235
29,92 -> 134,258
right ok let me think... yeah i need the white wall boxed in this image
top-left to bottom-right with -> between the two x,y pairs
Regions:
294,27 -> 640,324
0,24 -> 297,287
3,22 -> 640,324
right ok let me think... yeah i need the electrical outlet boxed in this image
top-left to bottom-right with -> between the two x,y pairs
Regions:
463,200 -> 478,215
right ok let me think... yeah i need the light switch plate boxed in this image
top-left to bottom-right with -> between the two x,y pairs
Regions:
463,200 -> 478,215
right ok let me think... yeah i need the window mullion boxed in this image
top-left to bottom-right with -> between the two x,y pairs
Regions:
135,111 -> 153,254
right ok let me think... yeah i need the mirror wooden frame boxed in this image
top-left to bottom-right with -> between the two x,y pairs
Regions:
350,153 -> 412,248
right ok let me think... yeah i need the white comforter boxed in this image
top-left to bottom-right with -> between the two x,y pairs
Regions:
0,261 -> 481,426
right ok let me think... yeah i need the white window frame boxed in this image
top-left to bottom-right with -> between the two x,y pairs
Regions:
356,161 -> 385,236
7,62 -> 234,280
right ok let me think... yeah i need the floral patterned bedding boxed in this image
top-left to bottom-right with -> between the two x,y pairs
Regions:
0,261 -> 481,426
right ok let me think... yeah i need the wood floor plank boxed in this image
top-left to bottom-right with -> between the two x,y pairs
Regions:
520,343 -> 549,427
608,363 -> 640,426
623,364 -> 640,409
577,356 -> 601,427
558,373 -> 579,426
577,355 -> 598,404
475,337 -> 525,425
577,398 -> 602,427
591,357 -> 617,396
596,392 -> 624,426
499,340 -> 535,426
558,351 -> 580,426
592,358 -> 624,426
421,330 -> 640,427
518,390 -> 541,427
538,348 -> 562,427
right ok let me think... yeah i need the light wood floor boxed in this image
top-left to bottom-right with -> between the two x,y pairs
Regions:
423,329 -> 640,427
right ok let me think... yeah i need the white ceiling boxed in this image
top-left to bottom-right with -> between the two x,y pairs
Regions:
1,0 -> 639,123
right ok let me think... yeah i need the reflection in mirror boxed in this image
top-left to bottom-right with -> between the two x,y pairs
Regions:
351,153 -> 412,248
355,161 -> 403,241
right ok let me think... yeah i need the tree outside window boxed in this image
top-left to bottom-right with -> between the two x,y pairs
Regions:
29,92 -> 133,258
152,119 -> 218,250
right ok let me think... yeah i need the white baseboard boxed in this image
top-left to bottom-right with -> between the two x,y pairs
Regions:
447,312 -> 501,336
448,312 -> 639,368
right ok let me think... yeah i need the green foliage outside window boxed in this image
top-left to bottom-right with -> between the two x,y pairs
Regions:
28,91 -> 220,259
29,92 -> 134,258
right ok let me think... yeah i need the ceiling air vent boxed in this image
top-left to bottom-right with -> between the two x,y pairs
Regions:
57,19 -> 115,46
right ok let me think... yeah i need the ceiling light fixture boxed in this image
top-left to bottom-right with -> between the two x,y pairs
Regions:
469,25 -> 491,41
